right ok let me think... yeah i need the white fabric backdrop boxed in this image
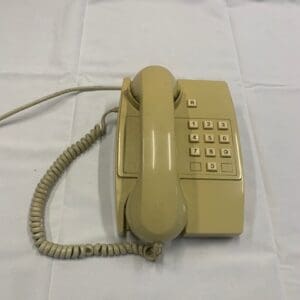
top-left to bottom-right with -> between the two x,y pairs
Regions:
0,1 -> 299,299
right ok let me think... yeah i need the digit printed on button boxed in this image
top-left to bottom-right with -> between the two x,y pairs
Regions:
205,148 -> 216,157
189,133 -> 199,143
188,120 -> 199,129
206,162 -> 217,172
190,147 -> 201,156
204,134 -> 215,143
217,121 -> 228,130
220,148 -> 231,157
203,120 -> 214,129
219,134 -> 230,144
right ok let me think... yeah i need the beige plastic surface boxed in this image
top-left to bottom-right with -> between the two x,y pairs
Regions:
115,66 -> 244,242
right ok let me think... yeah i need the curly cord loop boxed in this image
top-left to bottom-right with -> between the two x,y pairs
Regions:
29,107 -> 163,262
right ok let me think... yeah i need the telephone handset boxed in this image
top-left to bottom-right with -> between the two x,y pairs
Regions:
124,67 -> 187,242
0,65 -> 244,261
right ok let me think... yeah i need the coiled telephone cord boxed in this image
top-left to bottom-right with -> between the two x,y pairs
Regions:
29,107 -> 162,261
0,86 -> 163,262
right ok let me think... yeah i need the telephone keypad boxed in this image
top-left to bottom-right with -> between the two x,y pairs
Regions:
182,118 -> 236,177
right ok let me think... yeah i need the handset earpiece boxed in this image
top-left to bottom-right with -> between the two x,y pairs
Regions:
130,65 -> 180,104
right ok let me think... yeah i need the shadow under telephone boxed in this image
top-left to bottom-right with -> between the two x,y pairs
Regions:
0,66 -> 244,261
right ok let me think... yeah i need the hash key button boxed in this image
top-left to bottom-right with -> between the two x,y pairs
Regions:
221,163 -> 233,173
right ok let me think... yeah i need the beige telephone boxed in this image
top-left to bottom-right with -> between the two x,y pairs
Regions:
0,65 -> 244,261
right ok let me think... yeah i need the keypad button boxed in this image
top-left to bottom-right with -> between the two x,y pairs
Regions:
205,148 -> 216,157
203,120 -> 214,129
190,147 -> 201,156
220,148 -> 231,157
187,99 -> 197,107
204,134 -> 215,143
206,162 -> 217,172
217,121 -> 228,130
219,134 -> 230,144
221,163 -> 233,173
190,162 -> 202,171
189,133 -> 199,143
188,120 -> 199,129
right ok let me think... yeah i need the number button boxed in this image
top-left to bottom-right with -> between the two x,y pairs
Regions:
189,133 -> 199,143
220,148 -> 231,157
204,134 -> 215,143
217,121 -> 228,130
203,120 -> 214,129
205,148 -> 216,157
190,147 -> 201,156
188,120 -> 199,129
187,99 -> 197,107
219,134 -> 230,144
206,162 -> 217,172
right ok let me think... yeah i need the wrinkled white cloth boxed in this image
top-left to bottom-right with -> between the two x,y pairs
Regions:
0,1 -> 299,299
